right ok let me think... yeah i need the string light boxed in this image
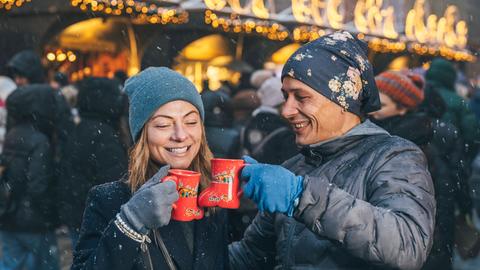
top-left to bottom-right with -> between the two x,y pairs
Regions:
45,50 -> 78,63
368,38 -> 406,54
70,0 -> 188,25
204,10 -> 289,41
0,0 -> 31,11
292,26 -> 326,42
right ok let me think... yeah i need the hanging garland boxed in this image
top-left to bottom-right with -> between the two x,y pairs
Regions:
0,0 -> 31,11
71,0 -> 188,25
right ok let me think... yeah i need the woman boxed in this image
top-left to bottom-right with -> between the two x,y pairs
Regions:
72,67 -> 229,270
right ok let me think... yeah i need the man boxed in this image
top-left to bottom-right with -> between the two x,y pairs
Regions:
229,31 -> 435,270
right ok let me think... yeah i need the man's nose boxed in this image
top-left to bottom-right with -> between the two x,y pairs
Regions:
281,96 -> 298,119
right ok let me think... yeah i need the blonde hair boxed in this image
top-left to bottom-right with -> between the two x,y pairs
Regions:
127,123 -> 214,194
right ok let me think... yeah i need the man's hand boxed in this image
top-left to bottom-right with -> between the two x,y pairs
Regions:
241,156 -> 303,216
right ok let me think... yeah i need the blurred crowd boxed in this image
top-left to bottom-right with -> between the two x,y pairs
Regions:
0,48 -> 480,270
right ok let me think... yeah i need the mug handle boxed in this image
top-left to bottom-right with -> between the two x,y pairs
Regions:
237,163 -> 247,198
162,175 -> 178,210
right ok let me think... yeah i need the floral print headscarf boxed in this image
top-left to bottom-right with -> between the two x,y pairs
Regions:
281,31 -> 380,117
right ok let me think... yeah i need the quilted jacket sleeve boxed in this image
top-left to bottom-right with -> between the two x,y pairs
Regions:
228,212 -> 277,270
295,141 -> 436,270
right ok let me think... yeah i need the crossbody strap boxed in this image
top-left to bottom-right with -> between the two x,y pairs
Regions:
153,230 -> 177,270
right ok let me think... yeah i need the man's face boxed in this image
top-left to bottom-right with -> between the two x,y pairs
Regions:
369,92 -> 407,120
281,77 -> 360,146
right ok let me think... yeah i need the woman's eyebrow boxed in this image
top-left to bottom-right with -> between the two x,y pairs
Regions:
184,111 -> 198,118
151,110 -> 198,120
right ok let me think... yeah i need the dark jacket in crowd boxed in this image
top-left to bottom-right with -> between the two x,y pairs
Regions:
202,89 -> 240,158
419,86 -> 472,215
425,58 -> 480,157
58,78 -> 128,229
243,108 -> 297,165
0,84 -> 57,232
6,50 -> 74,163
229,120 -> 435,270
72,181 -> 229,270
372,113 -> 455,270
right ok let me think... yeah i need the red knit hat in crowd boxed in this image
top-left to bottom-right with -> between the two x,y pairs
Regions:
375,70 -> 425,109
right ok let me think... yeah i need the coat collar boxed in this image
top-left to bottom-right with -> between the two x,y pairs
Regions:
300,120 -> 389,165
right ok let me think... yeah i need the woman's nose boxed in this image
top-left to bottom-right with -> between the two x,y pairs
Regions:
172,124 -> 188,142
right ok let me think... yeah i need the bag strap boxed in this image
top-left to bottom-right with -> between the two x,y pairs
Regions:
153,229 -> 177,270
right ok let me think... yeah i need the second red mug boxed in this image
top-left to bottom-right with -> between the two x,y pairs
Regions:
198,158 -> 245,209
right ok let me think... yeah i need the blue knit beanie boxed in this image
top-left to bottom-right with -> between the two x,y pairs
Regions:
124,67 -> 204,141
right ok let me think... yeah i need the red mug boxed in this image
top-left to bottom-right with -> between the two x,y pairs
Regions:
162,169 -> 204,222
198,158 -> 245,209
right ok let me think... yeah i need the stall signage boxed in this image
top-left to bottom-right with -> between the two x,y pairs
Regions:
202,0 -> 468,49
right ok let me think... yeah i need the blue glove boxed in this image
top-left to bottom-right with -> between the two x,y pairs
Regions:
241,156 -> 303,216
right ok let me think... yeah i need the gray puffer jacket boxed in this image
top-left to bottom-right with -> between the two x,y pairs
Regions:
229,121 -> 435,270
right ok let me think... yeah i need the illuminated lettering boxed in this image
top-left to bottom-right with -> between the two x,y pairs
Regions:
326,0 -> 343,29
204,0 -> 227,10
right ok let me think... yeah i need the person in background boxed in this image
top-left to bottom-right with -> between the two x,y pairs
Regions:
201,88 -> 240,158
229,31 -> 435,269
249,69 -> 274,90
6,50 -> 74,164
0,76 -> 16,153
370,70 -> 455,270
231,90 -> 260,133
50,72 -> 69,90
57,77 -> 128,247
243,75 -> 298,164
426,58 -> 480,160
0,85 -> 59,270
72,67 -> 229,270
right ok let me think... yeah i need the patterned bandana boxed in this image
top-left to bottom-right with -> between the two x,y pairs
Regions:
281,31 -> 380,116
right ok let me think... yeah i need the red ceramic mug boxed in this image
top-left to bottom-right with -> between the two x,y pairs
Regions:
162,169 -> 204,222
198,158 -> 245,209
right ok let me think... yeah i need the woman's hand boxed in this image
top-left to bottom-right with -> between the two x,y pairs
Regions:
120,166 -> 179,234
241,156 -> 303,216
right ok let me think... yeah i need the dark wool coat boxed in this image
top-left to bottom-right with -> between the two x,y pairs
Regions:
229,120 -> 435,270
72,181 -> 229,270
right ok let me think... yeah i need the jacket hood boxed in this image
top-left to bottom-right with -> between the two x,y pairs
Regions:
6,50 -> 45,84
201,89 -> 233,127
6,84 -> 55,135
425,58 -> 457,90
76,77 -> 124,121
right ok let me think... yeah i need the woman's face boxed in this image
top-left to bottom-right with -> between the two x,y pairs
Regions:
146,100 -> 203,169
